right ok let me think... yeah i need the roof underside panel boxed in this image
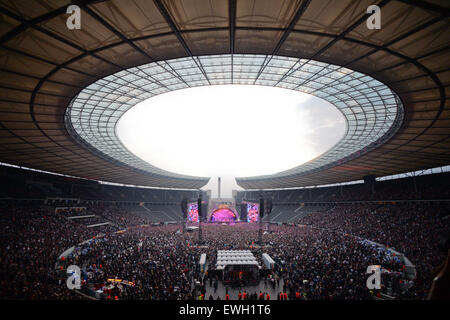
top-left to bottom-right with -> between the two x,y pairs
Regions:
0,0 -> 448,189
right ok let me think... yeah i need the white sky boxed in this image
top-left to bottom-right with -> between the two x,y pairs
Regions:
117,85 -> 346,198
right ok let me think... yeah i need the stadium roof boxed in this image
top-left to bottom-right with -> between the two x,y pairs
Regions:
0,0 -> 449,189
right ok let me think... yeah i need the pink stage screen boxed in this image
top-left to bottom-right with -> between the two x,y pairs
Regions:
247,203 -> 259,223
209,208 -> 237,222
188,203 -> 199,222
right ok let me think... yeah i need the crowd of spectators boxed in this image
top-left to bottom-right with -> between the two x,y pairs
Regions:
0,199 -> 448,300
94,205 -> 152,228
297,202 -> 450,299
56,222 -> 408,300
0,202 -> 97,299
0,202 -> 148,299
55,204 -> 152,231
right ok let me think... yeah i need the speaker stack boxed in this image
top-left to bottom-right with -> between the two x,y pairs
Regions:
259,197 -> 265,219
181,198 -> 188,220
240,203 -> 247,221
197,196 -> 203,221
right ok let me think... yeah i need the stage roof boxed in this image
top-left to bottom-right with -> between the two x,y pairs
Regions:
216,250 -> 260,270
0,0 -> 449,189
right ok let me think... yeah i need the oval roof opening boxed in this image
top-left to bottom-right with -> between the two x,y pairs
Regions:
116,85 -> 346,178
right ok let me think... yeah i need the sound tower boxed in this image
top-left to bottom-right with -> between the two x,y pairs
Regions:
258,197 -> 264,244
240,203 -> 247,221
181,198 -> 188,234
197,196 -> 203,221
259,197 -> 265,219
181,198 -> 188,219
266,198 -> 272,216
197,195 -> 203,243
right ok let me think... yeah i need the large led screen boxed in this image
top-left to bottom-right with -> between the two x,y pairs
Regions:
247,203 -> 259,223
188,203 -> 199,222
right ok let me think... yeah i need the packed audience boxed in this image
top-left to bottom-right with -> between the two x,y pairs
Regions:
0,199 -> 448,300
0,202 -> 152,299
54,222 -> 412,300
96,205 -> 151,228
0,202 -> 97,299
297,202 -> 450,299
